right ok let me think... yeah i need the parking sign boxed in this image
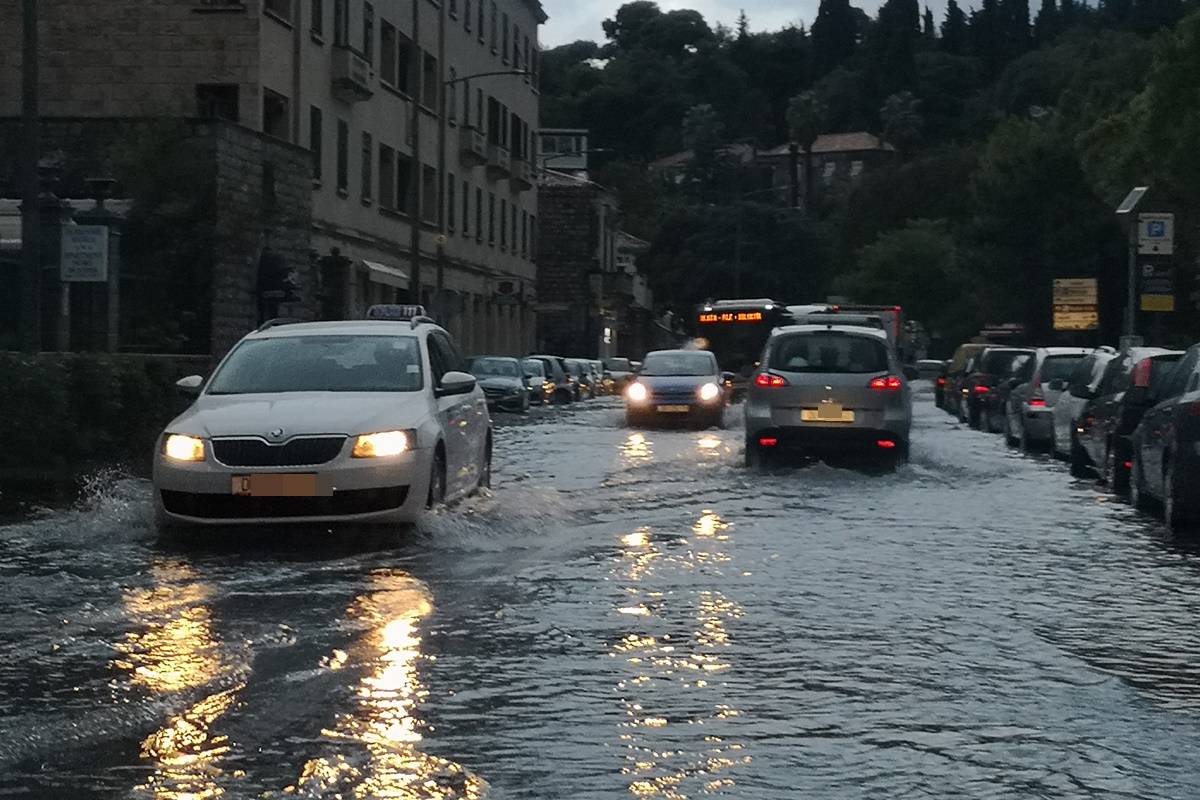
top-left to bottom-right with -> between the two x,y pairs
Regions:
1138,213 -> 1175,255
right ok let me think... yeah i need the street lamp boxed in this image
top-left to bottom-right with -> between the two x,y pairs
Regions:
1116,186 -> 1149,341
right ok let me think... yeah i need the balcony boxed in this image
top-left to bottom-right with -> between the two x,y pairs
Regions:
331,46 -> 374,103
509,158 -> 534,191
459,126 -> 487,167
486,143 -> 511,180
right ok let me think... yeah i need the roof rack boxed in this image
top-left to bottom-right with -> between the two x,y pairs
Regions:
256,317 -> 305,333
410,315 -> 437,329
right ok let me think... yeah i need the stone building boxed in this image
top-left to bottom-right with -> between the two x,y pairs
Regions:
759,132 -> 897,206
0,0 -> 546,356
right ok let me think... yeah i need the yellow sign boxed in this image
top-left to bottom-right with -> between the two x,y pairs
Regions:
1141,294 -> 1175,312
1052,278 -> 1098,305
1053,304 -> 1099,331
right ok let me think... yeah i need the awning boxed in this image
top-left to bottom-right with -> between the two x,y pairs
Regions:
363,260 -> 409,289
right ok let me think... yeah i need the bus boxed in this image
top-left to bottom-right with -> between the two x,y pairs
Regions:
694,299 -> 791,394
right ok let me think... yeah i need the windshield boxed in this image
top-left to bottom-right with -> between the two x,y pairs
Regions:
523,359 -> 546,378
605,358 -> 632,371
469,357 -> 520,378
1041,355 -> 1086,382
771,333 -> 889,374
207,335 -> 423,394
640,352 -> 715,376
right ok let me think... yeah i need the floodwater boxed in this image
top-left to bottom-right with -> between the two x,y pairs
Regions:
3,387 -> 1200,798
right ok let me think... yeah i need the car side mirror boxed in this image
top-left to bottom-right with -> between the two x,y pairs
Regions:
903,365 -> 919,381
722,372 -> 735,384
436,371 -> 477,397
176,375 -> 204,396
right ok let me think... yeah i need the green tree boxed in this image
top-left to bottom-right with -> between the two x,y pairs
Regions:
812,0 -> 860,75
924,6 -> 937,39
1033,0 -> 1060,43
787,90 -> 829,211
881,91 -> 925,157
941,0 -> 969,53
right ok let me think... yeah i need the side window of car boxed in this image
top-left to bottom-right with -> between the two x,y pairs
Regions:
1097,358 -> 1126,396
1158,348 -> 1199,401
1067,356 -> 1093,391
440,333 -> 467,373
427,334 -> 451,382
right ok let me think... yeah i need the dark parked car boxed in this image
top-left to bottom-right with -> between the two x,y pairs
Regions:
1079,348 -> 1183,488
1003,347 -> 1091,450
1131,343 -> 1200,532
959,347 -> 1035,428
528,355 -> 574,404
564,359 -> 595,400
467,356 -> 531,413
1051,347 -> 1118,461
522,358 -> 555,405
934,362 -> 948,408
943,343 -> 987,418
983,351 -> 1035,433
605,357 -> 635,391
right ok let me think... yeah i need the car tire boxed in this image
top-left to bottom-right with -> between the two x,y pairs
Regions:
1107,441 -> 1130,496
555,388 -> 572,405
521,393 -> 531,414
427,448 -> 447,509
1164,458 -> 1195,534
1018,419 -> 1030,452
1130,450 -> 1152,512
1069,435 -> 1091,478
968,403 -> 982,429
478,435 -> 493,492
744,438 -> 762,468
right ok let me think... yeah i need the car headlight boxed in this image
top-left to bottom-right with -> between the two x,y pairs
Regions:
627,382 -> 648,403
163,434 -> 206,462
698,382 -> 721,402
352,430 -> 412,458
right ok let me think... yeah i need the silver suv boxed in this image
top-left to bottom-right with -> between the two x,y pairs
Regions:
744,324 -> 913,465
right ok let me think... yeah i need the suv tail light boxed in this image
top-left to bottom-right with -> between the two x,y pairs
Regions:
1028,397 -> 1047,407
973,384 -> 990,394
869,376 -> 902,391
1132,358 -> 1153,389
755,373 -> 788,388
936,377 -> 946,386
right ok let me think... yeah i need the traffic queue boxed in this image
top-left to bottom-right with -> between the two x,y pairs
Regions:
936,339 -> 1200,533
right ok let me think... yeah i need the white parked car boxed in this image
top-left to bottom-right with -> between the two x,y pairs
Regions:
152,306 -> 491,530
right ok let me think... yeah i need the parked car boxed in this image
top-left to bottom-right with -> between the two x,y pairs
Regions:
1051,347 -> 1118,463
528,355 -> 574,404
959,347 -> 1035,428
916,359 -> 946,381
1003,347 -> 1091,449
1077,347 -> 1183,488
588,360 -> 612,396
467,356 -> 531,413
934,362 -> 948,408
943,343 -> 988,419
604,357 -> 636,391
564,358 -> 595,400
625,349 -> 729,428
522,358 -> 555,405
1130,343 -> 1200,532
153,308 -> 491,530
744,324 -> 914,465
983,351 -> 1035,434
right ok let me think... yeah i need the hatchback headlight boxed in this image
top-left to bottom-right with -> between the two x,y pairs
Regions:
698,382 -> 721,402
627,382 -> 648,403
352,430 -> 412,458
163,434 -> 206,462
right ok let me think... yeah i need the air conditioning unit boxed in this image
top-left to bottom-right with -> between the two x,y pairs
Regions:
331,46 -> 375,103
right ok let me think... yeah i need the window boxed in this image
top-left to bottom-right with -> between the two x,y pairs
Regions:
421,51 -> 439,109
449,0 -> 458,16
475,188 -> 483,241
530,214 -> 536,259
333,0 -> 348,45
379,145 -> 395,209
309,106 -> 323,181
500,199 -> 507,248
421,165 -> 438,223
488,192 -> 496,244
821,161 -> 836,184
336,119 -> 349,192
520,210 -> 527,256
850,160 -> 864,178
396,153 -> 414,214
264,0 -> 291,21
397,33 -> 414,94
476,89 -> 484,132
196,84 -> 239,121
311,0 -> 323,35
477,1 -> 485,40
501,13 -> 509,62
513,23 -> 521,67
524,35 -> 531,81
770,332 -> 889,374
447,173 -> 456,231
362,2 -> 374,63
490,2 -> 497,50
380,20 -> 396,86
512,206 -> 518,253
447,68 -> 457,122
487,96 -> 501,142
263,89 -> 290,140
360,132 -> 373,202
464,0 -> 472,31
462,180 -> 471,236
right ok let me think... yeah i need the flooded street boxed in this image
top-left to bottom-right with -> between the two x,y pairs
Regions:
4,385 -> 1200,798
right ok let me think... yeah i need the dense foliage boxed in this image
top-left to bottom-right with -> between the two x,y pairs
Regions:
541,0 -> 1200,352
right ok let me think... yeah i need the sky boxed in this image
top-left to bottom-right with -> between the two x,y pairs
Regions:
541,1 -> 836,47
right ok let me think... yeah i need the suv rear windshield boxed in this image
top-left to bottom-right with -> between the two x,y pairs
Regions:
1149,354 -> 1184,393
640,352 -> 716,376
770,332 -> 889,374
1041,355 -> 1086,382
209,335 -> 423,394
981,349 -> 1031,375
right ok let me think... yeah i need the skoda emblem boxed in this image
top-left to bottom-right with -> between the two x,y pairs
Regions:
268,428 -> 286,442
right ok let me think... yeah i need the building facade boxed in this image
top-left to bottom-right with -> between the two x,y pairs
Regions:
0,0 -> 545,356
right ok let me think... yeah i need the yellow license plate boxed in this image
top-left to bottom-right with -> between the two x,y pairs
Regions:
657,404 -> 690,413
232,474 -> 330,497
801,406 -> 856,423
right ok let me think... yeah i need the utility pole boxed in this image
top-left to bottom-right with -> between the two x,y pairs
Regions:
409,0 -> 422,307
19,0 -> 40,352
787,142 -> 799,209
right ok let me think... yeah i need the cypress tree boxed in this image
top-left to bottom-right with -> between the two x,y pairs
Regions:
812,0 -> 859,75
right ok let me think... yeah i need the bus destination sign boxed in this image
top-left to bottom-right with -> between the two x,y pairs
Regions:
698,311 -> 764,324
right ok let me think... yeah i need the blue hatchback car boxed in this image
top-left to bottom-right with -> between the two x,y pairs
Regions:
624,349 -> 730,428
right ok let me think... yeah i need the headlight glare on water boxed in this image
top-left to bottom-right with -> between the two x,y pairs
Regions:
699,382 -> 721,402
164,434 -> 206,462
352,430 -> 411,458
626,382 -> 648,403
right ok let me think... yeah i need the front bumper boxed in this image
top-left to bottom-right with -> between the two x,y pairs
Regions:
485,392 -> 527,412
627,397 -> 724,420
153,445 -> 432,527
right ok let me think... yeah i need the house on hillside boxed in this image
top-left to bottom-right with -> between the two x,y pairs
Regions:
759,132 -> 897,206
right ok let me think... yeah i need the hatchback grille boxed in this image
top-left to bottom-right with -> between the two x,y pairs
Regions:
212,436 -> 346,467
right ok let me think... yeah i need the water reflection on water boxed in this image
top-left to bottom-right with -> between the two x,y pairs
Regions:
290,572 -> 484,799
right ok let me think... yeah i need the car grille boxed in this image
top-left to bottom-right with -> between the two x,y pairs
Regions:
650,390 -> 697,403
212,436 -> 346,467
160,486 -> 409,519
483,386 -> 510,398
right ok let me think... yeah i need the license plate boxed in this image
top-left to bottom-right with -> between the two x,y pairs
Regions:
232,474 -> 331,497
801,406 -> 856,423
657,404 -> 690,413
